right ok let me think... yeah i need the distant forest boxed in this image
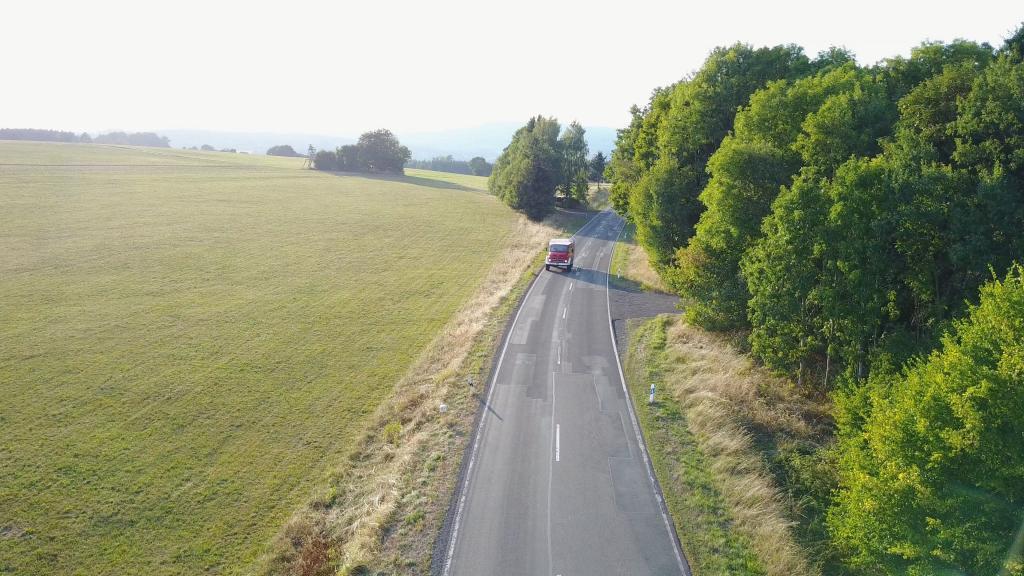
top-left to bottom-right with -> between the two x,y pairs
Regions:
406,155 -> 492,176
0,128 -> 170,147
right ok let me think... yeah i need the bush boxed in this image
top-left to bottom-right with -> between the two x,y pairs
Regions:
267,144 -> 301,157
313,150 -> 337,170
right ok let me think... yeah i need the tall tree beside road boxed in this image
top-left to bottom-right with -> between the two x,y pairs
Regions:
829,265 -> 1024,576
675,64 -> 866,330
559,121 -> 590,204
604,27 -> 1024,576
611,43 -> 813,268
605,104 -> 648,217
489,116 -> 562,220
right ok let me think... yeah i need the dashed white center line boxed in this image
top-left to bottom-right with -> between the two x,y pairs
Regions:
562,307 -> 567,319
569,282 -> 573,291
555,424 -> 560,462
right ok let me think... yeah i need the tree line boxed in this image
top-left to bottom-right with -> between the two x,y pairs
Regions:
406,155 -> 493,176
311,129 -> 411,175
489,117 -> 607,219
0,128 -> 170,147
607,27 -> 1024,576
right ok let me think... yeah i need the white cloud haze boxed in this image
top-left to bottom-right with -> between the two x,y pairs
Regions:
2,0 -> 1022,136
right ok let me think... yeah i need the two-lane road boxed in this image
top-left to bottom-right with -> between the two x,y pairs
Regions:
442,211 -> 688,576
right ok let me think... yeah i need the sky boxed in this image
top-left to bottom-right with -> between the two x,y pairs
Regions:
3,0 -> 1022,137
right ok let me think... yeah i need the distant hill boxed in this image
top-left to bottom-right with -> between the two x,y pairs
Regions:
158,124 -> 618,161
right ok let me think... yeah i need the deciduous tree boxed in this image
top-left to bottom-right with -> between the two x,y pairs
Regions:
489,116 -> 562,220
355,129 -> 410,174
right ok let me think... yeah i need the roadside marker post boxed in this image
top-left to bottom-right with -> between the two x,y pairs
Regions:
649,383 -> 655,404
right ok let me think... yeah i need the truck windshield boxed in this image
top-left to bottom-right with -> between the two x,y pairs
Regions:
549,245 -> 570,253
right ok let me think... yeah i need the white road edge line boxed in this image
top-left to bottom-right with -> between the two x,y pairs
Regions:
604,211 -> 690,576
442,210 -> 606,576
547,370 -> 558,575
555,424 -> 560,462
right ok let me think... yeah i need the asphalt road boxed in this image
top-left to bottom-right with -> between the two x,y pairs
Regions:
442,211 -> 689,576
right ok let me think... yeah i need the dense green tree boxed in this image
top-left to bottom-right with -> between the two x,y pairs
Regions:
611,43 -> 812,268
878,39 -> 994,102
676,64 -> 867,329
829,265 -> 1024,576
468,156 -> 492,176
606,99 -> 664,217
1003,23 -> 1024,61
489,116 -> 562,220
793,79 -> 896,174
896,62 -> 983,161
558,121 -> 589,205
313,149 -> 337,170
335,144 -> 363,171
741,169 -> 831,380
588,151 -> 606,183
355,129 -> 410,174
744,62 -> 1024,383
811,46 -> 857,71
267,144 -> 300,157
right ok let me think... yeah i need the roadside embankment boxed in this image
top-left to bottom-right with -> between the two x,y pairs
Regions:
624,315 -> 834,576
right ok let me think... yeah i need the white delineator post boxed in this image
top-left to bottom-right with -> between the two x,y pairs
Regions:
649,383 -> 655,404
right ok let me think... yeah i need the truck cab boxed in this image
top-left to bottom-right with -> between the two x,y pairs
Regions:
545,239 -> 574,272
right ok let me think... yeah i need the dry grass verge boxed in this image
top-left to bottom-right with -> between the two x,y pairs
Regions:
625,315 -> 833,576
260,210 -> 591,576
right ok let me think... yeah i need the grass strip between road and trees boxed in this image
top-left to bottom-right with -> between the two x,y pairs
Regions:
624,314 -> 834,576
609,222 -> 671,294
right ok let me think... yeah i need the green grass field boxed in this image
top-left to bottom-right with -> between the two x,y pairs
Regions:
0,142 -> 513,575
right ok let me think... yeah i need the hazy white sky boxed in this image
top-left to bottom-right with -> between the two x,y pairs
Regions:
3,0 -> 1022,136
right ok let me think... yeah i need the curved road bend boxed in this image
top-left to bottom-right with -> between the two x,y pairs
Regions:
443,211 -> 689,576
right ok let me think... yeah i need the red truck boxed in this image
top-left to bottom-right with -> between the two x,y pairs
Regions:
545,238 -> 575,272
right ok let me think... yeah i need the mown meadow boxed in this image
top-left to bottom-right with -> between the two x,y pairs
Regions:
0,142 -> 516,575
